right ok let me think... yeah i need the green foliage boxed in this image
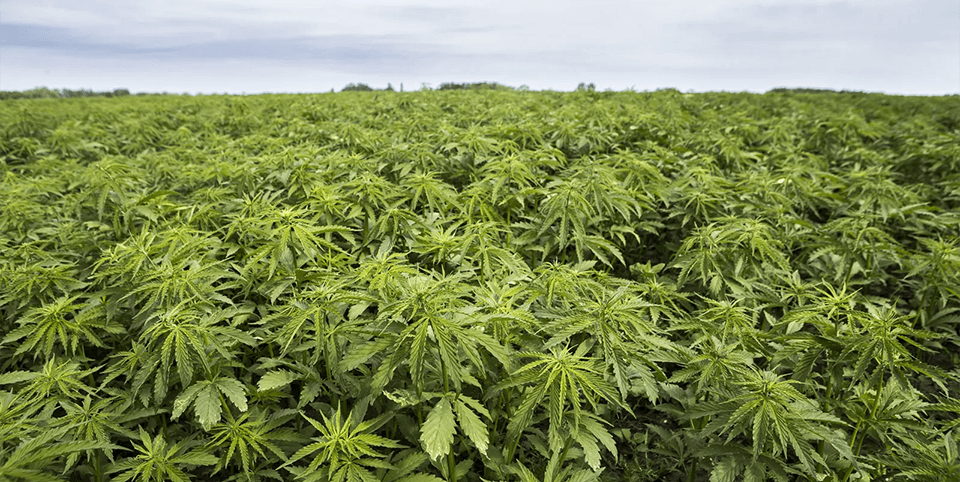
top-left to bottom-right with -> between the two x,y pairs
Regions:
106,428 -> 218,482
341,83 -> 375,92
0,89 -> 958,482
282,407 -> 406,482
0,87 -> 136,100
436,82 -> 514,91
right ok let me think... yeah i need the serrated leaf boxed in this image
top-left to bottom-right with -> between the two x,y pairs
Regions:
348,303 -> 370,320
195,384 -> 222,430
420,398 -> 456,461
396,474 -> 446,482
172,382 -> 205,420
578,433 -> 601,471
299,381 -> 323,409
216,377 -> 248,412
258,370 -> 299,392
568,468 -> 602,482
0,325 -> 34,345
743,460 -> 765,482
175,451 -> 219,466
453,398 -> 489,455
0,370 -> 41,384
710,457 -> 740,482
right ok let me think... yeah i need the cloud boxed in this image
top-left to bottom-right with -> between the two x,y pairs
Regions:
1,23 -> 444,68
688,0 -> 957,47
1,0 -> 956,94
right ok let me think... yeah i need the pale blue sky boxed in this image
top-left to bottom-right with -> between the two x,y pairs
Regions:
1,0 -> 957,94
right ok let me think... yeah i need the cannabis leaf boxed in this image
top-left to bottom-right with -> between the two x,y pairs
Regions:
173,377 -> 249,430
106,427 -> 218,482
281,406 -> 404,482
421,397 -> 456,461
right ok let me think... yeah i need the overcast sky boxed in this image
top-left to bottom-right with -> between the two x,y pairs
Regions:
1,0 -> 957,95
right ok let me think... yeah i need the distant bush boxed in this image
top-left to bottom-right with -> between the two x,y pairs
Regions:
61,89 -> 100,98
436,82 -> 514,91
341,83 -> 375,92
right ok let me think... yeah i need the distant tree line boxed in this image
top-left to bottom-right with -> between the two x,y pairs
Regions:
766,87 -> 870,95
341,81 -> 519,92
14,84 -> 938,100
436,82 -> 515,91
5,81 -> 598,99
0,87 -> 139,100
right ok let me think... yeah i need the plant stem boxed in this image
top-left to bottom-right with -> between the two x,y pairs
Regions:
687,457 -> 699,482
447,450 -> 458,482
820,374 -> 836,458
94,450 -> 103,482
841,373 -> 885,482
438,340 -> 457,482
555,437 -> 573,480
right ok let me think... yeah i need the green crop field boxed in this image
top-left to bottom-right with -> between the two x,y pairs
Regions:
1,89 -> 959,482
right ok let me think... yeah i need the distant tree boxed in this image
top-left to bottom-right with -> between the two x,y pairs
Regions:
0,87 -> 60,100
342,83 -> 374,92
61,88 -> 86,98
655,87 -> 680,94
437,82 -> 513,91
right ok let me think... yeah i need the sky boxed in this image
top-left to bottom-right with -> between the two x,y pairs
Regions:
1,0 -> 958,95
